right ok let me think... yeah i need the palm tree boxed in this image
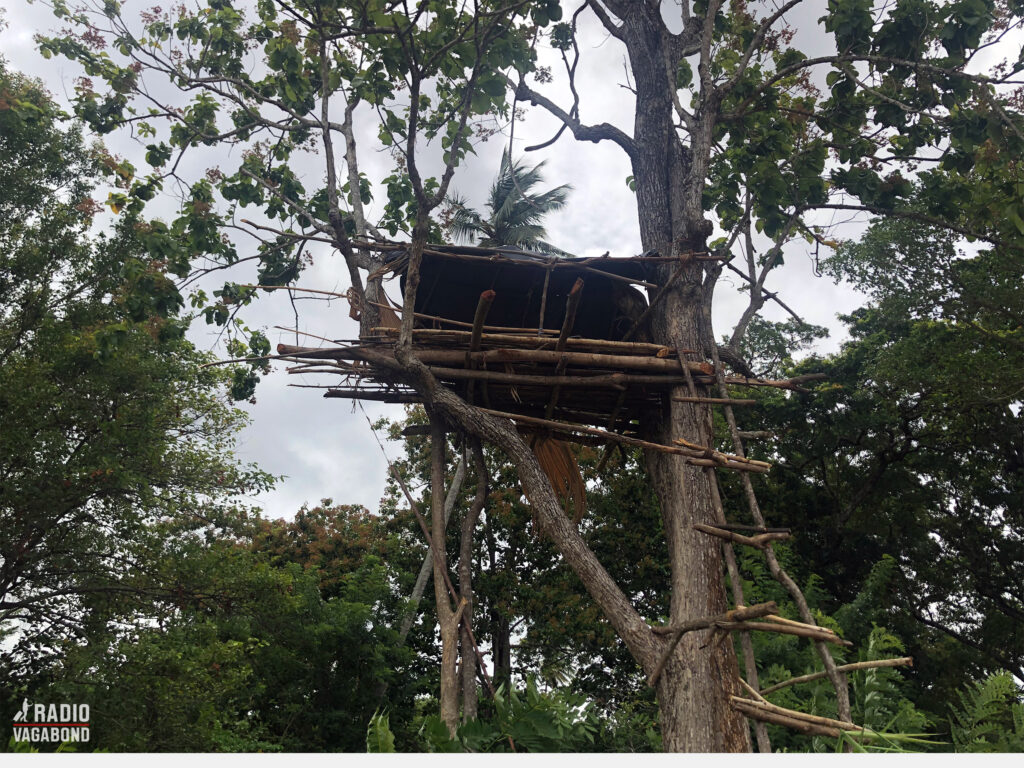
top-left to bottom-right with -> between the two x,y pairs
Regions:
447,152 -> 574,256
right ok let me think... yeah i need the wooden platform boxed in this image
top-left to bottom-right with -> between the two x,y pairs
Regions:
279,327 -> 714,430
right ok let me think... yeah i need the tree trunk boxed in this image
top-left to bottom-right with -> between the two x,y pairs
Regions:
457,441 -> 487,721
642,290 -> 749,752
491,612 -> 512,691
484,511 -> 513,691
623,6 -> 751,752
430,418 -> 461,736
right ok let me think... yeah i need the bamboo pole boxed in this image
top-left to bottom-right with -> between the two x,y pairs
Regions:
478,408 -> 772,473
763,614 -> 839,635
425,366 -> 629,389
760,657 -> 914,696
715,621 -> 852,646
730,696 -> 863,732
731,699 -> 844,739
369,327 -> 681,357
451,348 -> 710,373
275,343 -> 709,379
545,279 -> 584,419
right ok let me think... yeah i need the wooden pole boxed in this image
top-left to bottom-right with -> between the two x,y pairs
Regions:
419,348 -> 711,374
275,343 -> 711,375
673,396 -> 757,406
730,699 -> 844,739
545,278 -> 584,419
425,366 -> 629,389
714,621 -> 852,646
730,696 -> 863,732
479,408 -> 771,473
760,657 -> 914,696
466,290 -> 495,406
369,327 -> 681,357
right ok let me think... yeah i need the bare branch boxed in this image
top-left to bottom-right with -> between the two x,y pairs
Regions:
513,79 -> 638,160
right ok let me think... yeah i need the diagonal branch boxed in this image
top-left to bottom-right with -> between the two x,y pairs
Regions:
513,79 -> 638,160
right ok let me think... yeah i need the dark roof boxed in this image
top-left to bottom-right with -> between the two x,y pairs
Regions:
391,245 -> 651,340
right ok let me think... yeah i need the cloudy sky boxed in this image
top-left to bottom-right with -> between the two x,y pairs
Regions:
2,1 -> 870,520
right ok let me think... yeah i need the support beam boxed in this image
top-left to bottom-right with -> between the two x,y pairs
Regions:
479,408 -> 772,472
760,657 -> 914,696
545,278 -> 584,419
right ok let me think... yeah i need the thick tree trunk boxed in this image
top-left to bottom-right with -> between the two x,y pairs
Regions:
642,286 -> 749,752
644,299 -> 749,751
622,6 -> 751,752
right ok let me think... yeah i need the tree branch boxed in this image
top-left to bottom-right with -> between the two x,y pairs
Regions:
513,79 -> 638,160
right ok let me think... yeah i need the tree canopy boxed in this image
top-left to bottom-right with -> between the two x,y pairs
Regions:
0,53 -> 272,713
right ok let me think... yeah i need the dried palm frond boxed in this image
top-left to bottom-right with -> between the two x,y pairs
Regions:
531,434 -> 586,523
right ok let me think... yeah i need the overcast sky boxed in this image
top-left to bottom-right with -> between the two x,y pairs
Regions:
2,1 -> 870,520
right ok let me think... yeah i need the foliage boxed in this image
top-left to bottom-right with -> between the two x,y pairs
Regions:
366,711 -> 396,753
949,672 -> 1024,752
14,529 -> 413,752
34,0 -> 553,338
849,628 -> 934,741
0,56 -> 273,674
446,152 -> 573,255
736,214 -> 1024,709
418,678 -> 600,752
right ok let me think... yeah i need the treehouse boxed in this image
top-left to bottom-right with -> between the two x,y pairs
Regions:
280,246 -> 714,432
276,244 -> 776,486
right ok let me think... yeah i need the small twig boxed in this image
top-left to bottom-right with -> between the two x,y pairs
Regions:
239,283 -> 348,299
